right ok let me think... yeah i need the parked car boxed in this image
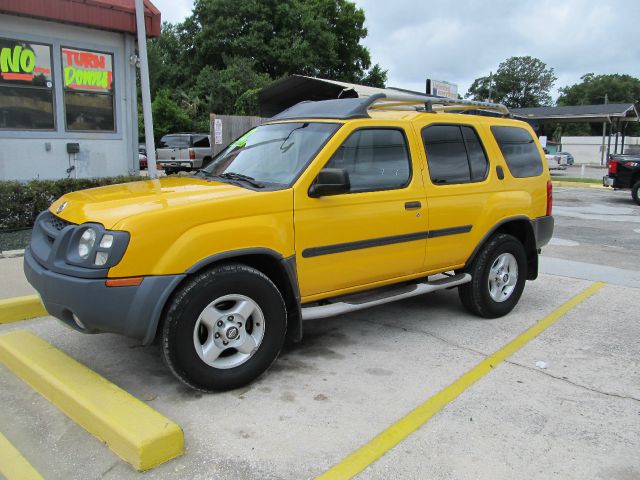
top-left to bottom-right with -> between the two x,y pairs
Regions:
156,133 -> 213,174
544,149 -> 568,170
138,153 -> 148,169
24,95 -> 553,391
559,151 -> 574,165
603,154 -> 640,204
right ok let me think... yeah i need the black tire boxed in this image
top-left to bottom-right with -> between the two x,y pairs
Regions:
161,263 -> 287,391
458,233 -> 527,318
632,180 -> 640,206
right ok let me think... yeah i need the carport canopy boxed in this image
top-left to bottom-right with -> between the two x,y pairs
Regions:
510,103 -> 639,124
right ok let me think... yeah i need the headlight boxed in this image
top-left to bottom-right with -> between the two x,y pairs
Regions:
78,228 -> 96,259
66,224 -> 129,269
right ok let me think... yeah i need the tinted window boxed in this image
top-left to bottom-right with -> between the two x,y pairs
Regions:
422,125 -> 488,184
0,38 -> 55,130
491,126 -> 543,177
158,135 -> 190,148
325,129 -> 411,192
193,135 -> 210,148
462,126 -> 489,181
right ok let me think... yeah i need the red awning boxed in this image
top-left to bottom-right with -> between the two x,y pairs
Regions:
0,0 -> 161,38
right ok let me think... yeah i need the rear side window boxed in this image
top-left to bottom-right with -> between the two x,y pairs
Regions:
158,135 -> 190,148
422,125 -> 488,184
325,128 -> 411,192
491,126 -> 543,177
193,135 -> 210,148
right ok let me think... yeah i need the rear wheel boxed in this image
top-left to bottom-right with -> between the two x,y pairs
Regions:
458,233 -> 527,318
632,180 -> 640,205
161,263 -> 287,391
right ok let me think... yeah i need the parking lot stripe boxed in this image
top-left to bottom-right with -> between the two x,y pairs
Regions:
0,330 -> 184,471
0,432 -> 43,480
317,282 -> 605,480
0,295 -> 47,324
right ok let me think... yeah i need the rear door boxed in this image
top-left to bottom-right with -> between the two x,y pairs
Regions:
417,122 -> 494,271
294,123 -> 428,299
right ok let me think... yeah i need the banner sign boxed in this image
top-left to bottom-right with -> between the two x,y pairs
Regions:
426,79 -> 458,99
62,48 -> 113,93
0,39 -> 52,87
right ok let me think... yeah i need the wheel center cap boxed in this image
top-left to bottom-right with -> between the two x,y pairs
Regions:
226,326 -> 239,340
503,274 -> 509,283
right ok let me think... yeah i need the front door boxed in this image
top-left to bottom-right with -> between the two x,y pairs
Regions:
294,124 -> 428,300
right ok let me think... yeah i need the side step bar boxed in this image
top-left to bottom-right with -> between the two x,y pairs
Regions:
301,273 -> 471,321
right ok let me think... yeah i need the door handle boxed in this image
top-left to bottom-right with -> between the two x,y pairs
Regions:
405,201 -> 421,210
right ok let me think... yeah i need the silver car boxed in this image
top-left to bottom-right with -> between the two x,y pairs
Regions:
156,133 -> 213,173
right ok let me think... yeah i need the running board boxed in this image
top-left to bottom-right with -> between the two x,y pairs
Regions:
301,273 -> 471,321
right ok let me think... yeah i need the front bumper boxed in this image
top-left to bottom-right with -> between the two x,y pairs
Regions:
24,248 -> 184,344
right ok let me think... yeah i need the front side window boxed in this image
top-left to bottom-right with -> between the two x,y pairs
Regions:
324,128 -> 411,192
0,38 -> 54,130
422,124 -> 489,185
201,122 -> 340,187
62,47 -> 114,131
491,126 -> 543,177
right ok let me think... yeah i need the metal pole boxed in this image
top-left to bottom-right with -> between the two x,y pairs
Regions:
135,0 -> 158,179
606,121 -> 612,161
621,122 -> 627,154
600,121 -> 607,165
614,118 -> 620,154
487,71 -> 493,103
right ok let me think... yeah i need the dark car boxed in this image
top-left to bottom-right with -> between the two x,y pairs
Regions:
603,154 -> 640,204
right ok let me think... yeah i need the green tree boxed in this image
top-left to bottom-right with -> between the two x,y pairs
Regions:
557,73 -> 640,136
466,56 -> 557,108
150,89 -> 193,141
179,0 -> 383,85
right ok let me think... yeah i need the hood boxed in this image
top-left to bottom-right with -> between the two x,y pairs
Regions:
49,177 -> 259,229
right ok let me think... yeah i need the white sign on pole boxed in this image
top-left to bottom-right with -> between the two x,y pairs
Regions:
538,136 -> 548,148
426,79 -> 458,99
214,118 -> 223,145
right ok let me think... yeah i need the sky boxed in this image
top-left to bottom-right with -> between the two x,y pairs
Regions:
151,0 -> 640,100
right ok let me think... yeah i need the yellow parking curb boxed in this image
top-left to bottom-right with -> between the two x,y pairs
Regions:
0,432 -> 44,480
0,331 -> 184,471
0,295 -> 48,324
552,180 -> 605,189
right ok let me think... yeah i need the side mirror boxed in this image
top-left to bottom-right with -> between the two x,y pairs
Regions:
308,168 -> 350,197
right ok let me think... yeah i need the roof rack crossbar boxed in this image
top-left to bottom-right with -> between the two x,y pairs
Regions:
369,93 -> 509,115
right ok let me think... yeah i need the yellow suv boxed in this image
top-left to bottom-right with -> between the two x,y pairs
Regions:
24,93 -> 554,391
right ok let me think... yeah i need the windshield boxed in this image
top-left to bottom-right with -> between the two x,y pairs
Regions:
201,122 -> 340,187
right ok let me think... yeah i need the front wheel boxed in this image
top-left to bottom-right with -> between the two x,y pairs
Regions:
632,180 -> 640,205
161,263 -> 287,391
458,233 -> 527,318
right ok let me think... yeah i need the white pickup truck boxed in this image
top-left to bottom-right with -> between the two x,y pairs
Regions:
156,133 -> 213,174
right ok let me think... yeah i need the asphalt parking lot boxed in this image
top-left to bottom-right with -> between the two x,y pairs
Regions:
1,185 -> 639,480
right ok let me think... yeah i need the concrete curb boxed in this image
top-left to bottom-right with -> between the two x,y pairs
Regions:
0,249 -> 25,259
0,331 -> 184,471
552,180 -> 606,189
0,295 -> 47,324
0,432 -> 44,480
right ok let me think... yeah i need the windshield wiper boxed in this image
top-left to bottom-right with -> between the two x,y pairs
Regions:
216,172 -> 265,188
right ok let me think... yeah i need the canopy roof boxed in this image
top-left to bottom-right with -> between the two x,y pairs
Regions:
0,0 -> 161,37
510,103 -> 639,124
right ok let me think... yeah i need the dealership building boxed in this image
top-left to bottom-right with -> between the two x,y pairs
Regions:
0,0 -> 160,181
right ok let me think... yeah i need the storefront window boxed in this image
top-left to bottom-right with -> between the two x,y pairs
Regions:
0,38 -> 55,130
62,47 -> 114,131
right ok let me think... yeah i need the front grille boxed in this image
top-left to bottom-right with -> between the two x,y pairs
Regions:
31,211 -> 77,264
43,211 -> 74,232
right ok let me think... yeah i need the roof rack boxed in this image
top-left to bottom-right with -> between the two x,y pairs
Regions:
271,93 -> 509,120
